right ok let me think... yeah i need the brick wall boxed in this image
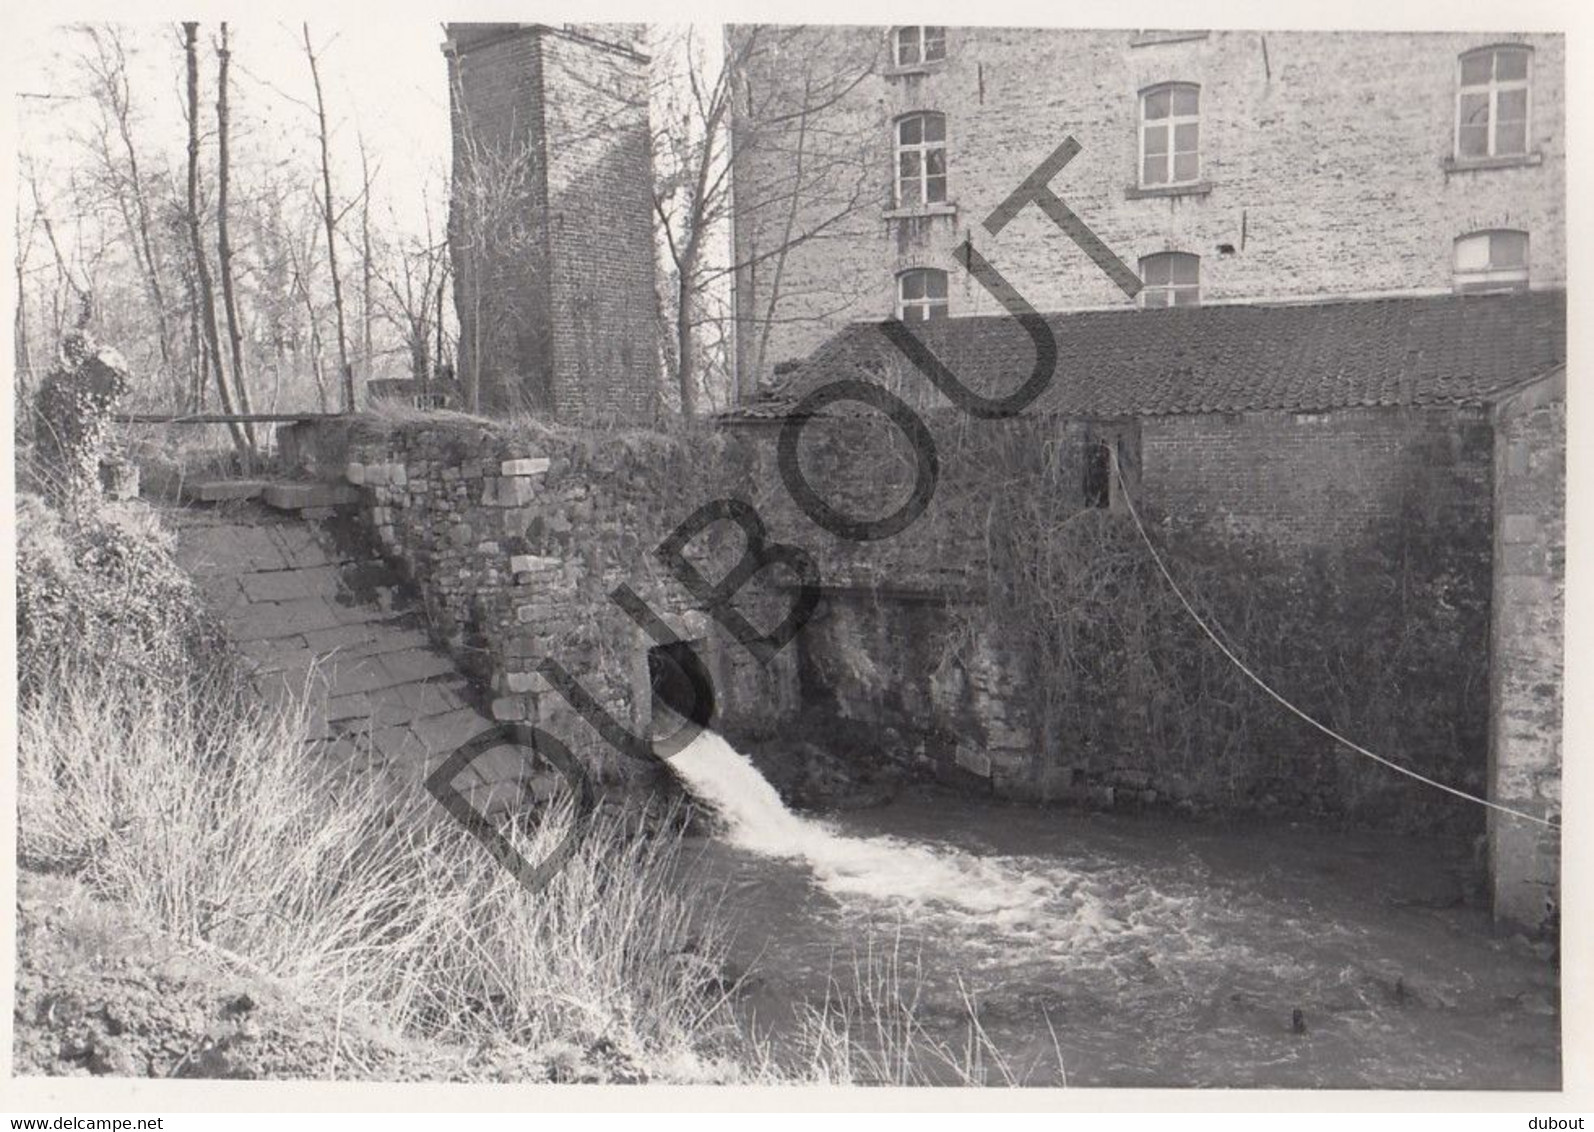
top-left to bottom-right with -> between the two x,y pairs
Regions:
730,27 -> 1565,389
447,24 -> 662,421
1142,404 -> 1494,549
1487,370 -> 1564,930
447,27 -> 551,413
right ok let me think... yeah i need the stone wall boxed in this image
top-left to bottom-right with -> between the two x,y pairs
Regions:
280,414 -> 793,786
1487,369 -> 1564,930
730,26 -> 1566,387
726,400 -> 1497,833
282,402 -> 1501,839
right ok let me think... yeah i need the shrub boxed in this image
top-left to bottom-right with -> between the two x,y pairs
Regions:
15,492 -> 228,702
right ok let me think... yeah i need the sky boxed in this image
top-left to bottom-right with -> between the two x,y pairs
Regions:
14,20 -> 456,241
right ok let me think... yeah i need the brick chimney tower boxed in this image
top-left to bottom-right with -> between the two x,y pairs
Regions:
444,24 -> 661,420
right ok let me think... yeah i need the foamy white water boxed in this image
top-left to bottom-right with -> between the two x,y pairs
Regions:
668,729 -> 1068,920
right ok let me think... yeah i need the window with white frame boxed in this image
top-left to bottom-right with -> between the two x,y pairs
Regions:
1140,83 -> 1200,187
895,112 -> 947,207
1453,230 -> 1529,291
897,268 -> 949,321
1456,46 -> 1530,159
894,26 -> 947,67
1139,252 -> 1200,307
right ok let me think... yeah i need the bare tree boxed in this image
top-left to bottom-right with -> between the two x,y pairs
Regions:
14,195 -> 39,400
377,186 -> 449,388
358,132 -> 375,382
78,26 -> 178,403
726,26 -> 883,399
180,22 -> 247,451
447,116 -> 538,414
215,23 -> 257,448
649,27 -> 747,416
302,23 -> 353,412
644,26 -> 881,408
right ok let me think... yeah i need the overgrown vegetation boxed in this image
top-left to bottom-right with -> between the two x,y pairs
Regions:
16,503 -> 749,1076
952,423 -> 1491,833
15,480 -> 1014,1083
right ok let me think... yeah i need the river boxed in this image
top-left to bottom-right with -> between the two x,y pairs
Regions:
670,730 -> 1560,1088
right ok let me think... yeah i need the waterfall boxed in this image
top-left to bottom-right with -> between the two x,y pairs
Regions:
667,729 -> 1057,918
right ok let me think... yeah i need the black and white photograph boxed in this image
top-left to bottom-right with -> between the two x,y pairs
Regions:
2,2 -> 1582,1119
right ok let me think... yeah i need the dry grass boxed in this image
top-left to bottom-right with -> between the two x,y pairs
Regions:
17,645 -> 750,1077
793,934 -> 1027,1087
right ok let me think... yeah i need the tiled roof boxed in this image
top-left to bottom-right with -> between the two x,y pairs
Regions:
729,289 -> 1565,420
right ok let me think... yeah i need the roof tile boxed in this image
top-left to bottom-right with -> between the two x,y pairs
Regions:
732,290 -> 1565,420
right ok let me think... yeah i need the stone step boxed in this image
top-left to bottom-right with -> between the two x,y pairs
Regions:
262,481 -> 363,512
181,479 -> 268,503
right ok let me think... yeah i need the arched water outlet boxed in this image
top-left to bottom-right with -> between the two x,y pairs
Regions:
646,639 -> 716,747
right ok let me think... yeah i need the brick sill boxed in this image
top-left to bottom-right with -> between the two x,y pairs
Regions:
1129,31 -> 1210,47
1443,152 -> 1544,173
1125,181 -> 1213,201
884,202 -> 958,221
885,60 -> 949,78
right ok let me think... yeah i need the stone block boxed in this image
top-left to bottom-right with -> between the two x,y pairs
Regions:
380,649 -> 458,684
504,670 -> 549,694
954,744 -> 992,778
262,481 -> 362,511
182,479 -> 267,503
492,696 -> 528,721
411,708 -> 494,754
1502,513 -> 1541,544
510,554 -> 560,574
501,457 -> 550,477
345,462 -> 366,485
1502,543 -> 1547,576
497,478 -> 537,507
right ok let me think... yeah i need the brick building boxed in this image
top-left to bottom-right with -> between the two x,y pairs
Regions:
444,23 -> 661,420
722,26 -> 1565,930
728,27 -> 1564,389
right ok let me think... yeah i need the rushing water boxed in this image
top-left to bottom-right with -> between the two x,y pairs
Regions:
668,730 -> 1561,1089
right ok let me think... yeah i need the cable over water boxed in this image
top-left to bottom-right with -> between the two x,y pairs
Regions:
1112,458 -> 1559,831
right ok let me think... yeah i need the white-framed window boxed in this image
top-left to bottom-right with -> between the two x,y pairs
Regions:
897,268 -> 949,321
1140,83 -> 1200,187
895,112 -> 947,207
1453,230 -> 1529,291
1456,45 -> 1531,159
894,26 -> 947,67
1139,252 -> 1201,307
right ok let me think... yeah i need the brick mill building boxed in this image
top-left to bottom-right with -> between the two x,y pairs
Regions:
722,26 -> 1565,930
727,27 -> 1564,383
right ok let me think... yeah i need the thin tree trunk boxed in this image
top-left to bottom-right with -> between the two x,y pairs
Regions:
215,23 -> 256,450
182,245 -> 205,411
359,134 -> 374,383
182,21 -> 246,452
675,264 -> 698,415
303,24 -> 353,412
101,29 -> 176,404
752,76 -> 814,387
